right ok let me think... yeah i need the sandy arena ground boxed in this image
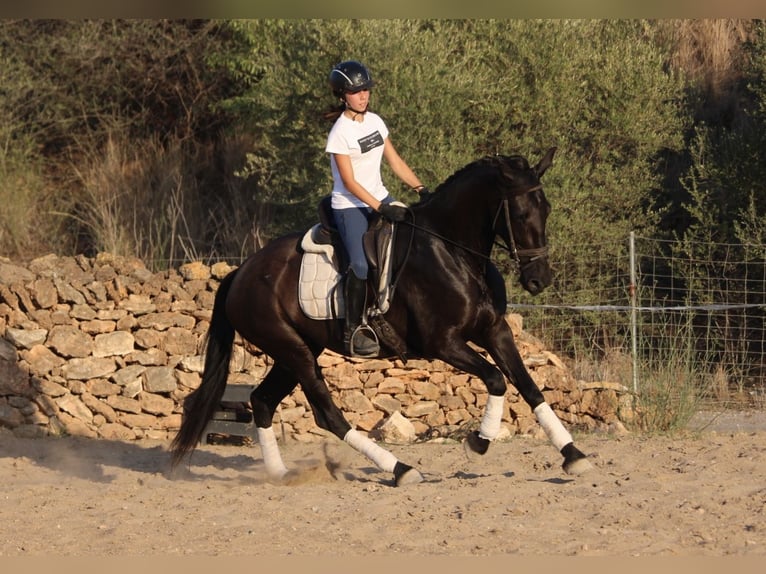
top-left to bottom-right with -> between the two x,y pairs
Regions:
1,411 -> 765,560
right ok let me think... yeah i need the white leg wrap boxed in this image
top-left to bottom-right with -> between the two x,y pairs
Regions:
479,394 -> 505,440
256,426 -> 288,479
534,402 -> 573,451
344,429 -> 398,473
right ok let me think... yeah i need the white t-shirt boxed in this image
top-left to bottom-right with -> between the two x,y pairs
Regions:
326,111 -> 390,209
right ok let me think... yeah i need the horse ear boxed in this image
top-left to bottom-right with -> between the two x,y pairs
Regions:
534,147 -> 557,177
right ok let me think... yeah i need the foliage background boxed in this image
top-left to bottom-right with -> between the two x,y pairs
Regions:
0,19 -> 762,271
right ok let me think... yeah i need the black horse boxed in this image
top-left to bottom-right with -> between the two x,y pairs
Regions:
171,147 -> 592,485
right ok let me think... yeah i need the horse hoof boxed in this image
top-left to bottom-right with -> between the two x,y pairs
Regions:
396,467 -> 424,486
265,467 -> 291,484
393,462 -> 424,486
561,443 -> 593,476
563,457 -> 594,476
463,430 -> 490,459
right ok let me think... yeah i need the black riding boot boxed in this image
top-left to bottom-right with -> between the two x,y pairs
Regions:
344,270 -> 379,358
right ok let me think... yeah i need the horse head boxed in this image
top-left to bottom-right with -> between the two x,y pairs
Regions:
492,147 -> 556,295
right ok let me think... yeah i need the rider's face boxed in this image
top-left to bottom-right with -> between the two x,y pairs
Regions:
344,89 -> 370,111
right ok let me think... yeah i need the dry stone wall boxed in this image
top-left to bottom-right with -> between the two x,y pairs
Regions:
0,253 -> 632,443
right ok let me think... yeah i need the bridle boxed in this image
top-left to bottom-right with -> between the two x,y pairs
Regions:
490,184 -> 549,273
399,183 -> 549,272
386,183 -> 548,298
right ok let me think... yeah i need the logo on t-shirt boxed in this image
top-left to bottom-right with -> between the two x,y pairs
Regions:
358,131 -> 384,154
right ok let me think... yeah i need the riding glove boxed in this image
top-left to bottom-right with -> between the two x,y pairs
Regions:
378,203 -> 408,222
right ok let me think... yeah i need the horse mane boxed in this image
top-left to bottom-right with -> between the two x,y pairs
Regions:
428,154 -> 531,197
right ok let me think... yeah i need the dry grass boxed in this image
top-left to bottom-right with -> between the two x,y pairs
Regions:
564,337 -> 722,433
70,131 -> 220,267
673,21 -> 749,74
656,19 -> 754,117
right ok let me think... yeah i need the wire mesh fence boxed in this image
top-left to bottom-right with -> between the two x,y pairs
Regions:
153,231 -> 765,411
509,233 -> 766,410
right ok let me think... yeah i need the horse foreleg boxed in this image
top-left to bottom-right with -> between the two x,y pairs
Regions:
464,393 -> 505,455
533,403 -> 592,475
485,328 -> 593,476
517,379 -> 593,476
433,342 -> 510,456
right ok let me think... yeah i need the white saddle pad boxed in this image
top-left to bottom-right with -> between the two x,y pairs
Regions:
298,221 -> 397,320
298,225 -> 344,320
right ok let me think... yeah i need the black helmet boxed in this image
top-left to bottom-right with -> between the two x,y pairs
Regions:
329,60 -> 375,99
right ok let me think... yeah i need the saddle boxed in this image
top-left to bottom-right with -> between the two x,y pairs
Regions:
314,196 -> 392,276
298,196 -> 407,359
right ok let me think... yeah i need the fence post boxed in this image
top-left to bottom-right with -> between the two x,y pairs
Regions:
629,231 -> 638,393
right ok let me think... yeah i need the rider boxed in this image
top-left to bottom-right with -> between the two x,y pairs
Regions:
325,60 -> 427,357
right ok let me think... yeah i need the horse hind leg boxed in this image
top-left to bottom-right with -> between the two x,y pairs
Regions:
249,363 -> 299,481
297,362 -> 423,486
344,429 -> 424,486
256,426 -> 289,481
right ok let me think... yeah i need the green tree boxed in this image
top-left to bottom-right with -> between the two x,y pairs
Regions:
0,20 -> 247,260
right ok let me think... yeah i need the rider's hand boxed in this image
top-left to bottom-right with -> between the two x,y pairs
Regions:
378,203 -> 408,222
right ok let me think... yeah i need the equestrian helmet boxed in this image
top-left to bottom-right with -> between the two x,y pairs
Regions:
329,61 -> 375,98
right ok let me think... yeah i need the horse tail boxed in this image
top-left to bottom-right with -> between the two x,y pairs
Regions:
170,268 -> 239,468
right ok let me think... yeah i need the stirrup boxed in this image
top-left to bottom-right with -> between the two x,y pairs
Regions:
349,324 -> 380,358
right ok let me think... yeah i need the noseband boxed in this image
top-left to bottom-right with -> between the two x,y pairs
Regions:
492,184 -> 549,273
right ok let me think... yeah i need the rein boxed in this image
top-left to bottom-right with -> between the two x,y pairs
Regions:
398,183 -> 548,273
399,219 -> 494,262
